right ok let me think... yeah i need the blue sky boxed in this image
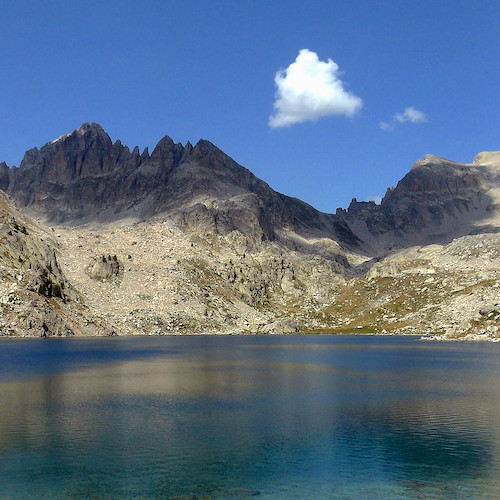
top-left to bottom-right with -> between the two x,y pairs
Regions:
1,0 -> 499,212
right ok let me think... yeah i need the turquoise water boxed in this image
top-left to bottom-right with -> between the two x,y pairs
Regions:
0,335 -> 500,499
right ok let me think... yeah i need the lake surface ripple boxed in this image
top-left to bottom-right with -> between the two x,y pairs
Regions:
1,335 -> 499,499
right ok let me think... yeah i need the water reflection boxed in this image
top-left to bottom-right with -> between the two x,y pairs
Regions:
0,336 -> 499,499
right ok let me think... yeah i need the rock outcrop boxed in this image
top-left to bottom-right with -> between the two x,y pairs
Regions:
1,123 -> 499,340
338,153 -> 500,253
86,254 -> 121,281
6,123 -> 358,255
0,190 -> 113,337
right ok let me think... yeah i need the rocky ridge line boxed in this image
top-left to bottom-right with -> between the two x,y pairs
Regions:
0,124 -> 499,340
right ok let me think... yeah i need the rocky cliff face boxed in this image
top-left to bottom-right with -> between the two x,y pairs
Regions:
1,124 -> 499,340
6,123 -> 358,253
0,190 -> 112,337
338,153 -> 500,253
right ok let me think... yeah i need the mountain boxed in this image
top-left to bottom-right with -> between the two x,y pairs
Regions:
337,153 -> 500,254
3,123 -> 358,251
1,124 -> 499,340
4,123 -> 500,255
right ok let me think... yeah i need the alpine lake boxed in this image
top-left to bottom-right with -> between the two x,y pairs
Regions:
1,334 -> 499,499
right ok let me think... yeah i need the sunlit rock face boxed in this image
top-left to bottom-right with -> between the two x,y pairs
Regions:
338,152 -> 500,253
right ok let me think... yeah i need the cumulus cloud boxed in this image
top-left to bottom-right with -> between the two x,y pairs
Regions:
269,49 -> 363,128
380,106 -> 427,131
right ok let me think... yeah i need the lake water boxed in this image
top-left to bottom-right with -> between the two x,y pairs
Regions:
1,335 -> 500,499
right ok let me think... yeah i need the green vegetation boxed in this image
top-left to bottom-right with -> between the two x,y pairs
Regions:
37,268 -> 63,299
52,283 -> 62,298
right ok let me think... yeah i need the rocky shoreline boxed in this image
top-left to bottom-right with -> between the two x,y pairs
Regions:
2,330 -> 500,342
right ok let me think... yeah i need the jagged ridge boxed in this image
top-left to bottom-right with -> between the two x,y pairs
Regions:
1,123 -> 358,252
2,123 -> 499,255
337,152 -> 500,253
1,125 -> 499,339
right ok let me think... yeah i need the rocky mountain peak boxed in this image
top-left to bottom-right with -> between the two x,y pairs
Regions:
150,135 -> 177,161
75,122 -> 107,137
410,154 -> 462,171
472,151 -> 500,167
20,122 -> 114,165
191,139 -> 225,159
338,149 -> 500,253
3,123 -> 499,256
152,134 -> 174,151
3,125 -> 354,249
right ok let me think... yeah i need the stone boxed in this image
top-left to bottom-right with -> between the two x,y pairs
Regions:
0,124 -> 499,340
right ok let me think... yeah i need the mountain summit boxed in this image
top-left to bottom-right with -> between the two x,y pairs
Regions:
1,124 -> 499,255
337,151 -> 500,253
1,123 -> 357,249
1,124 -> 499,339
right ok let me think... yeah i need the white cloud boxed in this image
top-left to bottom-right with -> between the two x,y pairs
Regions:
269,49 -> 363,128
380,106 -> 427,131
394,107 -> 427,123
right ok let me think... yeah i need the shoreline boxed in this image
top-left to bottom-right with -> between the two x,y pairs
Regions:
1,331 -> 499,342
